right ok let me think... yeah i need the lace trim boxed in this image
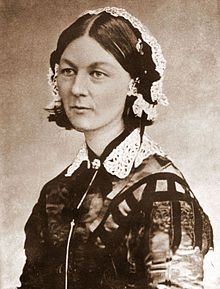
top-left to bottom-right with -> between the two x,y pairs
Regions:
65,128 -> 166,179
46,64 -> 61,110
65,144 -> 89,177
83,7 -> 167,106
132,93 -> 158,120
46,7 -> 168,119
134,130 -> 166,168
83,7 -> 166,75
103,128 -> 141,179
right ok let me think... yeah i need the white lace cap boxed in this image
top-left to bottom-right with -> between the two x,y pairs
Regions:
46,64 -> 61,111
47,7 -> 168,117
82,7 -> 165,74
65,128 -> 166,179
81,7 -> 168,108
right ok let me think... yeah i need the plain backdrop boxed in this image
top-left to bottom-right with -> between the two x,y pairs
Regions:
1,0 -> 220,288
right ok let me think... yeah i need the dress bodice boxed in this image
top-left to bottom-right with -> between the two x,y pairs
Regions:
19,128 -> 213,289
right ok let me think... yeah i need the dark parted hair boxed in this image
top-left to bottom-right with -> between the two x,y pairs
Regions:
48,12 -> 161,129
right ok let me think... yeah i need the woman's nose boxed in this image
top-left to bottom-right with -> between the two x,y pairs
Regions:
71,73 -> 87,97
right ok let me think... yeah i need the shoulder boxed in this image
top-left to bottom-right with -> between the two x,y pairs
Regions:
38,164 -> 78,201
131,153 -> 184,187
131,155 -> 213,255
132,154 -> 196,213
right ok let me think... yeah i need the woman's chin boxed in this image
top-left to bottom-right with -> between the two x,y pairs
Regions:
72,126 -> 87,133
67,116 -> 93,133
70,121 -> 95,133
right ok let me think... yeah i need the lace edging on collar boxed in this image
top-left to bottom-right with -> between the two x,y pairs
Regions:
65,128 -> 166,179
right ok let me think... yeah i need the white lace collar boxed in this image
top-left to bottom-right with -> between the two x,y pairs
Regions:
65,127 -> 166,179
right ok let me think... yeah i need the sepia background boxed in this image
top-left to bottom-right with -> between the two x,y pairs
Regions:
1,0 -> 220,288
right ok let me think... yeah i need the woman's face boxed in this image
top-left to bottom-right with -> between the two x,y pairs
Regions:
57,35 -> 131,133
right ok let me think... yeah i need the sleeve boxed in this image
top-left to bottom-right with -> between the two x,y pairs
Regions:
18,186 -> 49,289
140,172 -> 213,289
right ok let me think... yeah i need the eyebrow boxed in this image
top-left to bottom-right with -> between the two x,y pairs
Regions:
60,58 -> 77,67
60,59 -> 115,70
90,62 -> 115,69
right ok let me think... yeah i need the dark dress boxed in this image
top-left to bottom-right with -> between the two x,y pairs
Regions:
19,128 -> 213,289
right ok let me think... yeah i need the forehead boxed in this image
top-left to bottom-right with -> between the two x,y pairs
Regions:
60,35 -> 120,68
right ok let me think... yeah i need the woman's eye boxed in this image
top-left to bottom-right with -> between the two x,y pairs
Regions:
91,71 -> 106,79
60,68 -> 76,76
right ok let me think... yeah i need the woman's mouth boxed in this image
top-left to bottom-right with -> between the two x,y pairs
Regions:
71,106 -> 91,113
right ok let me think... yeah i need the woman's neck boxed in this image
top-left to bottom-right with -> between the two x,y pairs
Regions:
84,119 -> 125,157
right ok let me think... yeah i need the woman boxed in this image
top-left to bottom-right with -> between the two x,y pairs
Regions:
19,7 -> 213,289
